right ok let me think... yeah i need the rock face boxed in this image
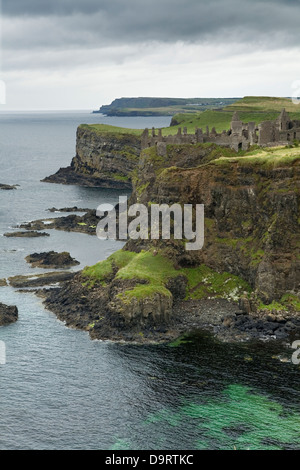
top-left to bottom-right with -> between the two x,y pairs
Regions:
133,145 -> 300,304
25,251 -> 80,269
0,303 -> 18,326
43,126 -> 141,189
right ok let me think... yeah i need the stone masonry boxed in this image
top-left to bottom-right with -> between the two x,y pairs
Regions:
141,109 -> 300,156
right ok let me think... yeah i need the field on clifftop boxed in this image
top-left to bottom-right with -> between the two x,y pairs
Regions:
167,96 -> 300,134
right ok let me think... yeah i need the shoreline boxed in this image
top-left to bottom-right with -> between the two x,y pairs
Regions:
34,274 -> 300,346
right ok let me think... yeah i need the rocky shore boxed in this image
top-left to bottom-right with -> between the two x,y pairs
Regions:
37,270 -> 300,345
3,122 -> 299,347
42,165 -> 132,189
8,271 -> 76,289
17,209 -> 99,235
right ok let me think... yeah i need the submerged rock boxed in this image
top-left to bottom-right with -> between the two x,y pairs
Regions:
0,183 -> 18,190
8,271 -> 76,288
4,231 -> 50,238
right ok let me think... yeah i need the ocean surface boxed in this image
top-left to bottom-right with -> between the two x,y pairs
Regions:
0,111 -> 299,450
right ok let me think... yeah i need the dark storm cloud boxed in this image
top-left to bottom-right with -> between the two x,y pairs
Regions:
2,0 -> 300,51
2,0 -> 299,17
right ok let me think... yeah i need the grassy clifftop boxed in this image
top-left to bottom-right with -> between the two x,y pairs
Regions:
85,96 -> 300,137
169,96 -> 300,134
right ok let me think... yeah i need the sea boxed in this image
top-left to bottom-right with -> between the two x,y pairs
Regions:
0,111 -> 299,451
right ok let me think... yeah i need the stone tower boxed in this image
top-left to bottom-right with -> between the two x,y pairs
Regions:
276,108 -> 290,131
231,112 -> 243,135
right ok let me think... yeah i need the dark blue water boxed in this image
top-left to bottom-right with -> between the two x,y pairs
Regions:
0,111 -> 299,450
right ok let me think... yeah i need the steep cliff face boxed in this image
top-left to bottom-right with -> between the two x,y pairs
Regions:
72,126 -> 141,184
133,145 -> 300,305
43,125 -> 141,189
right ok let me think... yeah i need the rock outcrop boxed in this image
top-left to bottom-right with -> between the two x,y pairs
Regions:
4,231 -> 50,238
132,145 -> 300,305
43,126 -> 141,189
0,183 -> 18,190
0,303 -> 18,326
25,251 -> 80,269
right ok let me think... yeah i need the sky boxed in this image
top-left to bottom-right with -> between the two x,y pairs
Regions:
0,0 -> 300,110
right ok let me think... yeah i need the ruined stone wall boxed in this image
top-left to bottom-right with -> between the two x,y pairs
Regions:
141,110 -> 297,155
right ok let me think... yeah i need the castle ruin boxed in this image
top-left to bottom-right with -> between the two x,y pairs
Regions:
141,109 -> 300,156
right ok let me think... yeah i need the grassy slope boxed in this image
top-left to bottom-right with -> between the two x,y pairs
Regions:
165,96 -> 300,134
213,145 -> 300,168
82,249 -> 251,303
79,123 -> 144,136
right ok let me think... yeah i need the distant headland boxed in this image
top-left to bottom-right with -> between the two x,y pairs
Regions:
93,96 -> 239,117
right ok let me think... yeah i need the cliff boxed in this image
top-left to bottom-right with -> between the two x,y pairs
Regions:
133,145 -> 300,305
42,140 -> 300,343
43,125 -> 141,189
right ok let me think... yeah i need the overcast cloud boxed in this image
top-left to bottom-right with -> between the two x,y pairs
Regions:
1,0 -> 300,110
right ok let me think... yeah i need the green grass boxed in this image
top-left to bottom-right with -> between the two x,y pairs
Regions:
258,300 -> 289,312
83,250 -> 299,312
212,146 -> 300,168
115,250 -> 179,302
280,294 -> 300,312
165,96 -> 300,135
182,264 -> 250,302
81,96 -> 300,140
79,123 -> 143,136
82,250 -> 136,287
258,294 -> 300,313
82,248 -> 251,303
225,96 -> 300,113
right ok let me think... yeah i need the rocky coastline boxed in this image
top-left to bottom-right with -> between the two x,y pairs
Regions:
42,165 -> 132,190
3,121 -> 299,346
37,271 -> 300,344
